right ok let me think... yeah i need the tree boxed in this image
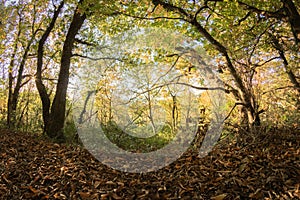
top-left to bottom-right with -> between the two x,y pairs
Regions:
116,0 -> 299,128
36,0 -> 87,141
36,0 -> 121,140
1,0 -> 299,138
6,1 -> 45,128
35,0 -> 64,139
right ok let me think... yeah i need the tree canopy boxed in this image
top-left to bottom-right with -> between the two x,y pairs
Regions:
0,0 -> 299,139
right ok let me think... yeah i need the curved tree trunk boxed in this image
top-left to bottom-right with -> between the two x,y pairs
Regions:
36,1 -> 87,141
36,1 -> 64,136
151,0 -> 259,127
45,2 -> 86,141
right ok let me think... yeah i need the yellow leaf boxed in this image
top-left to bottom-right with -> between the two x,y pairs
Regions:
211,193 -> 227,200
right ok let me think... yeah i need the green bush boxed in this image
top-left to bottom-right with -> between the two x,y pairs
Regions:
101,121 -> 175,153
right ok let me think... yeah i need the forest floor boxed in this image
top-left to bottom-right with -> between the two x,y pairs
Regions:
0,128 -> 299,200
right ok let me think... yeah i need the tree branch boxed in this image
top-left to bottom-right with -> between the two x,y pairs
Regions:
235,11 -> 251,26
72,53 -> 124,62
281,0 -> 300,43
222,102 -> 245,122
119,11 -> 185,21
152,0 -> 190,18
194,5 -> 209,20
75,38 -> 97,47
253,56 -> 281,67
262,85 -> 296,95
237,1 -> 286,19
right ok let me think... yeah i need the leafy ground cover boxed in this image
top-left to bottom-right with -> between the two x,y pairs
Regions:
0,128 -> 299,199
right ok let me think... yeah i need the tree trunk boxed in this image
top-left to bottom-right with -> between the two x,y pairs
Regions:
7,2 -> 41,129
7,16 -> 22,128
282,0 -> 300,43
191,14 -> 258,127
36,0 -> 87,141
36,1 -> 64,137
171,94 -> 178,132
9,35 -> 35,126
151,0 -> 260,127
270,34 -> 300,108
45,3 -> 86,140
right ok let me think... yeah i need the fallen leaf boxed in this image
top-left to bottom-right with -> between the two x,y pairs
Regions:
211,193 -> 227,200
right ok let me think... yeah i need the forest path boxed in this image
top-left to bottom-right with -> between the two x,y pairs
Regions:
0,129 -> 299,199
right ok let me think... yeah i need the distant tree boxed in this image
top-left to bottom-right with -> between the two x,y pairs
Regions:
5,1 -> 46,128
114,0 -> 300,128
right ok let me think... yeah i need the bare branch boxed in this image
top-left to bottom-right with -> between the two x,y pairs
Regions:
247,23 -> 275,65
150,54 -> 181,88
131,81 -> 227,102
20,79 -> 31,88
171,82 -> 228,92
253,56 -> 281,67
222,102 -> 245,122
75,38 -> 97,47
124,73 -> 229,104
262,85 -> 296,95
72,53 -> 124,62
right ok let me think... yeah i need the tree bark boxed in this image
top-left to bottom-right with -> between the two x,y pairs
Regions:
281,0 -> 300,43
46,2 -> 86,140
270,35 -> 300,107
7,11 -> 35,128
36,1 -> 64,135
10,35 -> 36,125
7,25 -> 20,128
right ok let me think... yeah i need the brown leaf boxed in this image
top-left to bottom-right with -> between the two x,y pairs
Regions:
100,193 -> 109,199
53,193 -> 67,199
28,186 -> 39,194
110,192 -> 123,200
79,192 -> 91,200
106,180 -> 115,185
249,189 -> 264,199
94,181 -> 101,189
0,128 -> 299,199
